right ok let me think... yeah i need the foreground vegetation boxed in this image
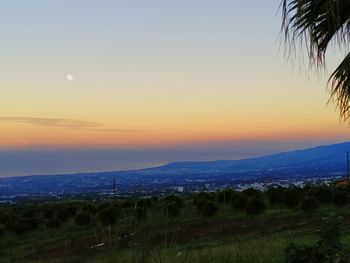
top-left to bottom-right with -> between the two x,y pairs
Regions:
2,183 -> 350,262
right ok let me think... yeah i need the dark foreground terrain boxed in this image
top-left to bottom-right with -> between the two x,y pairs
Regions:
2,183 -> 350,262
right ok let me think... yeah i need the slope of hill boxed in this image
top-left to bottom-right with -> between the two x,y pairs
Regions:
1,142 -> 349,198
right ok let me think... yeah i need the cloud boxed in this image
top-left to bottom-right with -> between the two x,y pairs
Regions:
0,116 -> 144,133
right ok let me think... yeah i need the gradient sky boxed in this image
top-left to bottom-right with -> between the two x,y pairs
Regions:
0,1 -> 349,177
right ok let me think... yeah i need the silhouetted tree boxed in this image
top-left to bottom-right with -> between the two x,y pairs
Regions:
332,191 -> 349,207
164,201 -> 181,217
217,189 -> 237,203
75,211 -> 91,226
310,186 -> 333,203
245,197 -> 266,215
282,189 -> 300,208
232,194 -> 248,210
99,208 -> 116,225
301,196 -> 319,213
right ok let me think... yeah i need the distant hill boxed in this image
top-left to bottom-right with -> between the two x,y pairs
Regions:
1,142 -> 349,198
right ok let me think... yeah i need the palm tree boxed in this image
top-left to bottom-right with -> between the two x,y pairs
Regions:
281,0 -> 350,119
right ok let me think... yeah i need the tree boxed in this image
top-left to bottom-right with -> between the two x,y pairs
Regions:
242,188 -> 260,197
267,186 -> 285,205
196,199 -> 218,217
164,195 -> 184,208
75,211 -> 91,226
301,196 -> 319,213
98,208 -> 116,225
282,189 -> 300,208
232,194 -> 248,210
217,189 -> 237,203
164,201 -> 181,217
245,197 -> 266,215
310,186 -> 333,203
283,216 -> 350,262
332,191 -> 349,207
281,0 -> 350,119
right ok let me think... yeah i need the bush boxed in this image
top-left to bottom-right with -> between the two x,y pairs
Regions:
196,199 -> 218,217
164,201 -> 181,217
135,207 -> 147,221
232,195 -> 248,210
242,188 -> 260,197
245,198 -> 266,215
136,198 -> 152,209
164,195 -> 184,208
193,193 -> 214,205
99,208 -> 116,225
75,212 -> 91,226
0,224 -> 4,236
217,189 -> 236,203
43,208 -> 55,220
46,217 -> 61,229
282,189 -> 300,208
283,216 -> 350,263
7,219 -> 27,235
57,208 -> 70,222
301,197 -> 319,213
332,191 -> 349,207
0,211 -> 10,225
65,204 -> 78,217
310,186 -> 333,203
266,186 -> 285,205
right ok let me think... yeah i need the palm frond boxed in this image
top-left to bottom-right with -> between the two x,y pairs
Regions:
281,0 -> 350,119
329,52 -> 350,120
282,0 -> 350,64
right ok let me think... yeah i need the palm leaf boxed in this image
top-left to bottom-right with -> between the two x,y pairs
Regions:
281,0 -> 350,118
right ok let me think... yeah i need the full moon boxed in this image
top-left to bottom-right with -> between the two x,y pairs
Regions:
66,74 -> 74,81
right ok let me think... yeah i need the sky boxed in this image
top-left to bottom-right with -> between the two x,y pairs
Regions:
0,0 -> 349,177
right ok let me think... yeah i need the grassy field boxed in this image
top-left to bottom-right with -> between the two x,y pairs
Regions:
1,186 -> 350,262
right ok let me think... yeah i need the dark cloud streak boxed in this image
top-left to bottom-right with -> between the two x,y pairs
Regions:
0,116 -> 144,133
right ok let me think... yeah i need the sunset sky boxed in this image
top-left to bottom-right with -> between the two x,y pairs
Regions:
0,0 -> 349,176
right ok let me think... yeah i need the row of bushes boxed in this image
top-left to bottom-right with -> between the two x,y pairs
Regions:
1,184 -> 350,235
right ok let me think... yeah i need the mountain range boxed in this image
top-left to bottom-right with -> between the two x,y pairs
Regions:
1,142 -> 349,199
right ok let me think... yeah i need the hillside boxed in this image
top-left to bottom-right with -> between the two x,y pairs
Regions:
1,142 -> 349,199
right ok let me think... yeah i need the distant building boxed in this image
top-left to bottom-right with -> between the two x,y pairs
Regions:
177,187 -> 184,193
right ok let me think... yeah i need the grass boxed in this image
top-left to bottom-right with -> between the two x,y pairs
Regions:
2,188 -> 350,262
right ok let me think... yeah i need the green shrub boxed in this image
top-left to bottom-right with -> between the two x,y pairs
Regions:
193,192 -> 214,205
135,207 -> 147,221
43,208 -> 55,220
283,216 -> 350,263
301,196 -> 319,213
282,189 -> 299,208
196,199 -> 218,217
310,186 -> 333,203
232,194 -> 248,210
99,208 -> 116,225
57,208 -> 70,222
75,211 -> 91,226
266,186 -> 285,205
245,197 -> 266,215
332,191 -> 349,207
46,217 -> 61,229
217,189 -> 236,203
7,219 -> 27,235
0,224 -> 4,236
164,201 -> 181,217
164,195 -> 184,208
136,198 -> 152,209
242,188 -> 260,197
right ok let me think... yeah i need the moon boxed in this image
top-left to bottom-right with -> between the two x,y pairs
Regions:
66,74 -> 74,81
